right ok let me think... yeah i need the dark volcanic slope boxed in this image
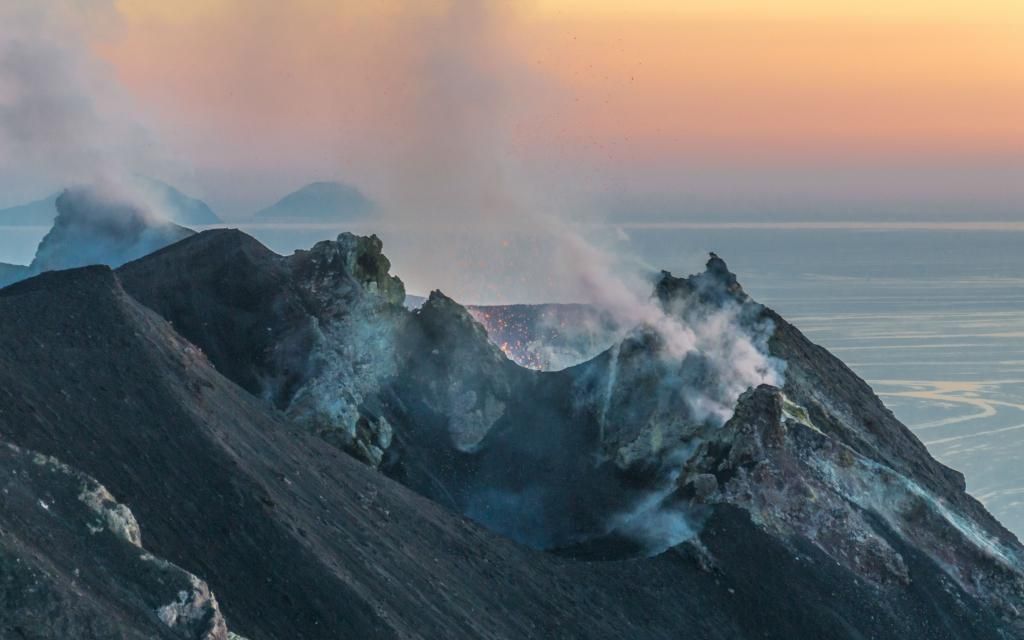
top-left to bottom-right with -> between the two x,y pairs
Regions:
2,260 -> 1020,637
767,305 -> 1019,547
112,229 -> 1024,637
117,228 -> 312,402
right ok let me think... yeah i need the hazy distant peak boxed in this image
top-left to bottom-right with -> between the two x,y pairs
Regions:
129,175 -> 222,225
27,185 -> 195,275
0,262 -> 30,289
0,193 -> 60,227
253,180 -> 374,221
0,176 -> 221,227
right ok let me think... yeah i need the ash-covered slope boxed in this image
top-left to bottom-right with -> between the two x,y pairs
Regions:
0,265 -> 596,639
113,230 -> 1024,636
4,264 -> 1007,638
2,250 -> 1022,639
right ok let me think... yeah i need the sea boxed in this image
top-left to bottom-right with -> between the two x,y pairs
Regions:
3,222 -> 1022,538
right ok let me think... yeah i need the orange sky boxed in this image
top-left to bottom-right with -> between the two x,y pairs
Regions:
104,1 -> 1024,153
7,0 -> 1024,217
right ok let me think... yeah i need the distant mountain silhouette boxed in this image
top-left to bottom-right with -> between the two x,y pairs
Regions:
253,181 -> 374,221
27,186 -> 194,275
0,193 -> 59,226
130,176 -> 221,225
0,177 -> 220,227
0,262 -> 29,288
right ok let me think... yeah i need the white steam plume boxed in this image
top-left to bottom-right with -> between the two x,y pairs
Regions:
373,0 -> 785,430
0,2 -> 179,205
553,221 -> 784,425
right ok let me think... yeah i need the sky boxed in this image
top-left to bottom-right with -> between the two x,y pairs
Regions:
1,0 -> 1022,221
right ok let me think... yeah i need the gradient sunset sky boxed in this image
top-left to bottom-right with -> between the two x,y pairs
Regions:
1,0 -> 1022,221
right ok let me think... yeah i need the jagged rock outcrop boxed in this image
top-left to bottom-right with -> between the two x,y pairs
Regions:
284,233 -> 406,465
680,386 -> 1024,621
388,250 -> 1024,630
0,441 -> 233,639
106,230 -> 1024,637
393,290 -> 522,453
119,229 -> 406,466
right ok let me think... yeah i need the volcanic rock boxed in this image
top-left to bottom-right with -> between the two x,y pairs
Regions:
119,229 -> 406,465
76,230 -> 1024,638
1,261 -> 1021,639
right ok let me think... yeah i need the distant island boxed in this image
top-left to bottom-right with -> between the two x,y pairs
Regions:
253,181 -> 374,222
0,177 -> 221,227
0,193 -> 60,226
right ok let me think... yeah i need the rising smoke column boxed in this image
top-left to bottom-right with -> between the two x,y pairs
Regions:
0,2 -> 180,206
551,225 -> 787,554
28,183 -> 195,274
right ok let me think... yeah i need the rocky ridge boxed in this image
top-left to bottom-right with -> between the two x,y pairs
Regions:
1,259 -> 1021,638
119,230 -> 407,466
113,230 -> 1024,634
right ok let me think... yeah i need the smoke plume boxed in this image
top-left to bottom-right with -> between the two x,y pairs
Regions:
368,3 -> 787,556
28,182 -> 194,275
0,2 -> 177,204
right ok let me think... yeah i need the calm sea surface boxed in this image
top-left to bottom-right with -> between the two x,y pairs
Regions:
3,223 -> 1022,537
